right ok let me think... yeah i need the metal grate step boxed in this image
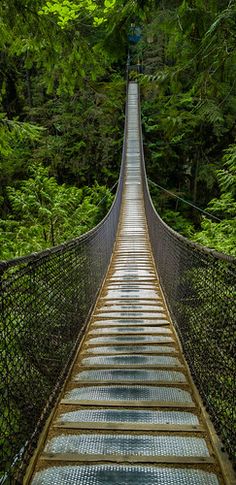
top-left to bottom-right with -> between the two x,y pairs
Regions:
63,385 -> 193,404
96,305 -> 166,312
87,336 -> 174,344
91,319 -> 169,327
80,355 -> 180,367
74,369 -> 186,383
84,345 -> 175,354
32,465 -> 220,485
95,312 -> 164,318
57,409 -> 199,426
44,434 -> 210,457
88,327 -> 171,335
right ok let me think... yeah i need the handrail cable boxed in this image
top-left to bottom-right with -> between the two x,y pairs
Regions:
148,178 -> 222,222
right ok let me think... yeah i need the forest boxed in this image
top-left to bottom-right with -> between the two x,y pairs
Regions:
0,0 -> 235,259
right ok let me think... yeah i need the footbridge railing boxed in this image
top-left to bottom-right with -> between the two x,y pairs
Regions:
138,89 -> 236,465
0,120 -> 127,482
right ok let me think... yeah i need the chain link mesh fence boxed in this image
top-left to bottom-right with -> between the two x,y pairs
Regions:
138,89 -> 236,465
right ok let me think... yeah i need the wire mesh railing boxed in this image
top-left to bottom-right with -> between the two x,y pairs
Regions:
138,88 -> 236,465
0,111 -> 127,484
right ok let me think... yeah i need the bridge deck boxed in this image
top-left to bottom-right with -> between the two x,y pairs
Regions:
26,83 -> 228,484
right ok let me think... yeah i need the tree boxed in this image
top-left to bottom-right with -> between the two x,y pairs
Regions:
193,144 -> 236,255
0,164 -> 113,259
140,0 -> 236,253
0,0 -> 125,259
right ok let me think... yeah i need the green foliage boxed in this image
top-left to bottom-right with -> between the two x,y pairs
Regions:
0,115 -> 45,193
149,184 -> 194,237
39,1 -> 91,28
218,144 -> 236,195
192,144 -> 236,255
0,116 -> 44,158
160,209 -> 194,238
192,218 -> 236,255
0,0 -> 126,260
28,77 -> 125,186
141,0 -> 236,254
39,0 -> 116,28
0,165 -> 113,260
0,0 -> 118,99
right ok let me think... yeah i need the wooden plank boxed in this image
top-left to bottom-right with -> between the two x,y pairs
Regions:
107,279 -> 157,283
60,399 -> 196,408
94,312 -> 168,316
90,324 -> 170,329
77,364 -> 184,370
85,341 -> 176,348
71,380 -> 188,387
92,316 -> 169,320
53,422 -> 204,433
98,297 -> 162,300
111,265 -> 154,269
104,286 -> 159,288
81,350 -> 179,356
41,453 -> 215,465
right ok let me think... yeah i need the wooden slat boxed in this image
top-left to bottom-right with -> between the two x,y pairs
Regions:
71,380 -> 188,386
41,453 -> 215,465
85,341 -> 175,348
77,364 -> 184,370
53,422 -> 204,433
91,322 -> 170,327
81,350 -> 179,356
60,399 -> 196,408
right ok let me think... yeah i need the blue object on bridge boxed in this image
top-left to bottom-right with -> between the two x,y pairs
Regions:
128,25 -> 142,44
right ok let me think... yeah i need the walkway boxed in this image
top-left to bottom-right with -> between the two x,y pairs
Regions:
26,83 -> 228,485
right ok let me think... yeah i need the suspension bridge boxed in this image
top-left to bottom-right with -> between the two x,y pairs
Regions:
0,82 -> 235,484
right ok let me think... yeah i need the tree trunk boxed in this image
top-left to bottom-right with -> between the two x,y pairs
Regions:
26,70 -> 32,108
50,219 -> 55,246
43,228 -> 47,242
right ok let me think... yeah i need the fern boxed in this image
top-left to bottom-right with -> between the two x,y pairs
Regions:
218,144 -> 236,193
196,99 -> 224,135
